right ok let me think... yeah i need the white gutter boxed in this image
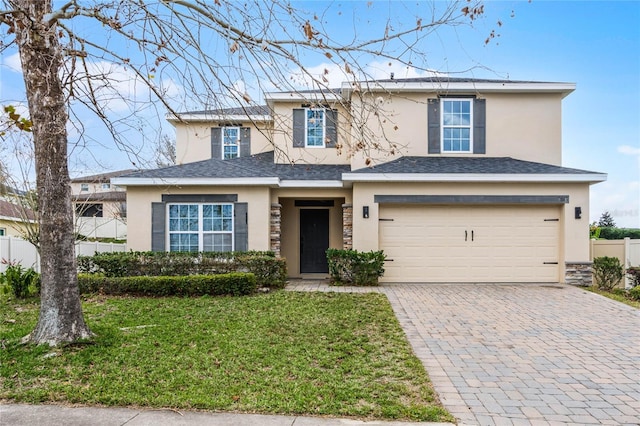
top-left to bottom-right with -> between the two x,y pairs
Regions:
342,173 -> 607,183
278,180 -> 345,188
166,114 -> 272,123
112,177 -> 280,187
341,81 -> 576,98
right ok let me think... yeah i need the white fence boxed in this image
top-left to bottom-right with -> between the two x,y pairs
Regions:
0,236 -> 126,273
75,217 -> 127,239
590,238 -> 640,289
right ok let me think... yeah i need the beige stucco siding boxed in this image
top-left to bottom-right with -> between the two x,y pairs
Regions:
349,92 -> 564,170
351,182 -> 591,281
0,218 -> 30,237
174,121 -> 274,164
126,185 -> 271,252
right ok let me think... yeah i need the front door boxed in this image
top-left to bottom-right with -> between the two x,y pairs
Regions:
300,209 -> 329,273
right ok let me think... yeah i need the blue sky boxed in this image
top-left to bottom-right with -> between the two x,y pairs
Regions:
1,1 -> 639,227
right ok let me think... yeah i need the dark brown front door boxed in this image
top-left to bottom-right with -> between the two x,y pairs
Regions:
300,209 -> 329,273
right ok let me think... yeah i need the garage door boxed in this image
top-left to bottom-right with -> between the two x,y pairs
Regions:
379,205 -> 560,283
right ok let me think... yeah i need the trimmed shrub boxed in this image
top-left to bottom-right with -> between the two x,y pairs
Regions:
626,266 -> 640,289
592,256 -> 624,291
77,251 -> 286,288
0,261 -> 40,299
78,272 -> 257,297
326,248 -> 386,286
629,286 -> 640,301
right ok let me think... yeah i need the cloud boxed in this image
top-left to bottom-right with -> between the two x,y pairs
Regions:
590,180 -> 640,228
618,145 -> 640,156
365,60 -> 448,80
1,52 -> 22,73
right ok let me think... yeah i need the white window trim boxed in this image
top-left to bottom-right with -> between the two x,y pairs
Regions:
441,98 -> 473,153
222,127 -> 241,159
166,203 -> 235,252
305,108 -> 326,148
101,183 -> 111,190
80,183 -> 89,191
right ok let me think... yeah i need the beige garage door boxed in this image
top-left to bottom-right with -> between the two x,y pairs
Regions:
379,205 -> 560,283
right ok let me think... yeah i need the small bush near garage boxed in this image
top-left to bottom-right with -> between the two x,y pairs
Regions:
626,266 -> 640,288
77,251 -> 286,288
593,256 -> 624,291
77,272 -> 256,296
326,249 -> 386,286
628,286 -> 640,301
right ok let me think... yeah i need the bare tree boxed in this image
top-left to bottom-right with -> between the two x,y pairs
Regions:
0,0 -> 494,345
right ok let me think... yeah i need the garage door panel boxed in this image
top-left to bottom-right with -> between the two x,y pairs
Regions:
379,205 -> 560,283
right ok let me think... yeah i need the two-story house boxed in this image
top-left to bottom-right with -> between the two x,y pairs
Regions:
71,170 -> 133,240
113,77 -> 606,284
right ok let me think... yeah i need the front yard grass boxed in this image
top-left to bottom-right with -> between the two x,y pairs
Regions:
584,286 -> 640,309
0,291 -> 452,422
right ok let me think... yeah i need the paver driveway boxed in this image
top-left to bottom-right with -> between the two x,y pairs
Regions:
288,282 -> 640,426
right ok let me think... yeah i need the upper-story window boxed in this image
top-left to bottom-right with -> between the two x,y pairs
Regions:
441,99 -> 473,153
0,228 -> 6,236
306,109 -> 325,147
101,183 -> 111,190
80,183 -> 89,192
428,97 -> 485,155
223,127 -> 240,159
211,126 -> 249,160
293,107 -> 337,149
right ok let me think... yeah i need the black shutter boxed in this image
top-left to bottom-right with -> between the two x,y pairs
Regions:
211,127 -> 222,159
292,108 -> 305,147
473,98 -> 486,154
151,202 -> 166,252
240,127 -> 251,157
325,109 -> 338,148
427,99 -> 440,154
234,202 -> 248,252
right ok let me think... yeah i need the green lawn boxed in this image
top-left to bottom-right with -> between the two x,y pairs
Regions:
0,291 -> 452,422
583,286 -> 640,309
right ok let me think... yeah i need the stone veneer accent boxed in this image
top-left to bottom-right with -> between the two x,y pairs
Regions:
270,203 -> 281,257
342,203 -> 353,250
565,261 -> 593,286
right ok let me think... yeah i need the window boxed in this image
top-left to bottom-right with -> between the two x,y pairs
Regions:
306,108 -> 325,147
0,228 -> 5,236
293,108 -> 337,148
101,183 -> 111,190
222,127 -> 240,159
441,99 -> 472,152
80,183 -> 89,191
76,203 -> 103,217
168,203 -> 234,252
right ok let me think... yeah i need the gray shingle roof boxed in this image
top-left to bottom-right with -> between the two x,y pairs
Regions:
371,77 -> 561,84
350,156 -> 599,175
120,151 -> 349,181
176,105 -> 271,116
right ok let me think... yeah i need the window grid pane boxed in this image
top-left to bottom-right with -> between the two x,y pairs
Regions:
442,100 -> 472,152
306,109 -> 325,147
168,203 -> 234,253
223,127 -> 240,159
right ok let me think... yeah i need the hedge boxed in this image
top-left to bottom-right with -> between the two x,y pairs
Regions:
77,251 -> 287,289
326,248 -> 386,286
78,272 -> 257,297
597,227 -> 640,240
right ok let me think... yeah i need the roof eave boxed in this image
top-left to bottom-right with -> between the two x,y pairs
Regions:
341,81 -> 576,98
342,173 -> 607,183
166,113 -> 272,124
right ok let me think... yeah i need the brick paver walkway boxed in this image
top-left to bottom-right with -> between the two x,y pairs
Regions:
287,281 -> 640,426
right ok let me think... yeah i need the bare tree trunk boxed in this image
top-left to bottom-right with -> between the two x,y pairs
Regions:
11,0 -> 92,345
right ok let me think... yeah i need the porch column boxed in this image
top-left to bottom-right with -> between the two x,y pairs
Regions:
270,203 -> 282,257
342,203 -> 353,250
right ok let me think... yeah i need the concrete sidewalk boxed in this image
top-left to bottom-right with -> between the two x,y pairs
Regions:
0,404 -> 453,426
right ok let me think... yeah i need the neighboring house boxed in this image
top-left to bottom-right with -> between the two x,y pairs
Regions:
113,77 -> 606,284
0,198 -> 36,237
71,170 -> 133,239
